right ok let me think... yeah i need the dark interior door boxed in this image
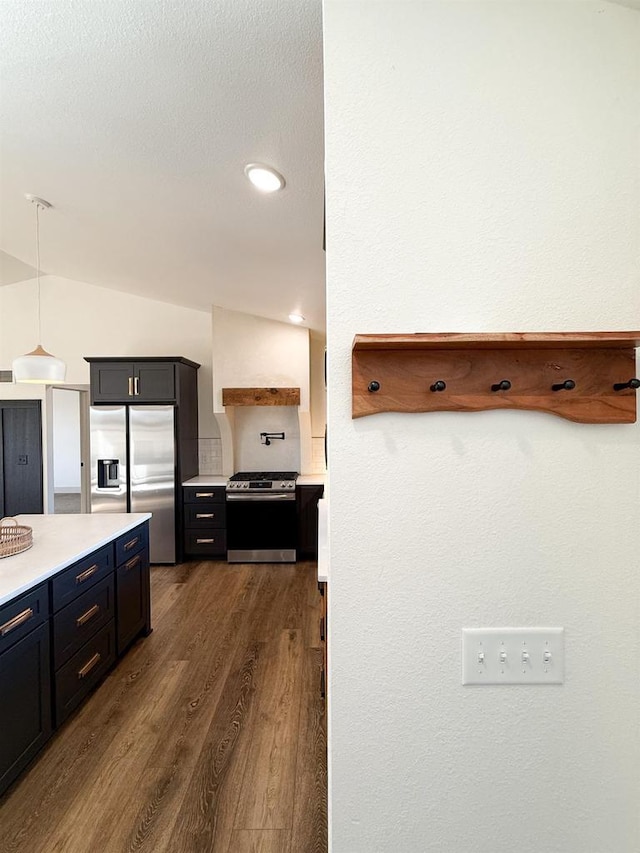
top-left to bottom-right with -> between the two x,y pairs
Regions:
0,401 -> 43,517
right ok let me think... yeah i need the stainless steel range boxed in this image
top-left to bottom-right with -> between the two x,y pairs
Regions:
226,471 -> 298,563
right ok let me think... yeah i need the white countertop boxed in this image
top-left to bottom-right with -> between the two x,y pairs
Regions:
182,475 -> 228,487
297,474 -> 326,486
0,513 -> 151,607
317,497 -> 329,583
183,474 -> 326,487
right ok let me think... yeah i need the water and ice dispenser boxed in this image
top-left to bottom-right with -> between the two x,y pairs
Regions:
97,459 -> 119,489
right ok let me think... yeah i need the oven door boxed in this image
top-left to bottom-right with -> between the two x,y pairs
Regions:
226,493 -> 297,563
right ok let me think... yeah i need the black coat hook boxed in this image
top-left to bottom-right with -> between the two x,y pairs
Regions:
552,379 -> 576,392
430,380 -> 446,392
491,380 -> 511,392
368,380 -> 380,393
613,378 -> 640,391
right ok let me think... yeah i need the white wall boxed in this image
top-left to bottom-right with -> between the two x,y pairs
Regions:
0,275 -> 217,438
324,3 -> 640,852
51,388 -> 80,491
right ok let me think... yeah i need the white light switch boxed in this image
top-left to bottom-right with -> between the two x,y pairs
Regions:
462,627 -> 564,685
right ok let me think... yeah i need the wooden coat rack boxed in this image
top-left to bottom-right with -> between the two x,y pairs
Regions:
352,332 -> 640,424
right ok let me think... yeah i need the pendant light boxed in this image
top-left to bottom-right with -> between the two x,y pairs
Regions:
12,195 -> 66,384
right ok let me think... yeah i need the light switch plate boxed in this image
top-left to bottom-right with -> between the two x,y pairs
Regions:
462,627 -> 564,685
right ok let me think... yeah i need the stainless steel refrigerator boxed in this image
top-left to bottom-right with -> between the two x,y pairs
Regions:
89,406 -> 176,563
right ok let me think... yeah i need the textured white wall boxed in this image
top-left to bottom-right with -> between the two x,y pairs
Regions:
324,2 -> 640,852
0,275 -> 216,437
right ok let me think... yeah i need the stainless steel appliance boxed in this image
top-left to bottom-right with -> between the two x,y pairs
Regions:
226,471 -> 298,563
89,406 -> 176,563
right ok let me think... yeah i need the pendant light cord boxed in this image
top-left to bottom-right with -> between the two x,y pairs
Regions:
35,201 -> 42,345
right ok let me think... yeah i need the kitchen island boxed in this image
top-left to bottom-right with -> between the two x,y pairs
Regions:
0,513 -> 151,797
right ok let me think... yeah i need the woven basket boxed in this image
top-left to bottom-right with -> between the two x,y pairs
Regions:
0,518 -> 33,559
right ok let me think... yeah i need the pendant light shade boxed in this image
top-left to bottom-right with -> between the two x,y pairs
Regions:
12,345 -> 66,384
12,196 -> 66,384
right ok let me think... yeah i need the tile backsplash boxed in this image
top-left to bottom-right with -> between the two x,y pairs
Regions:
310,436 -> 326,474
198,438 -> 223,475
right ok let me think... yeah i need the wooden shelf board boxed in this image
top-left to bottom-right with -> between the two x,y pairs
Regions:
353,332 -> 640,351
222,387 -> 301,407
352,337 -> 639,424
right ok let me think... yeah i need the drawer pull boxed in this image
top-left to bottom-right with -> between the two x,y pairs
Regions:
196,513 -> 215,519
76,564 -> 99,584
320,617 -> 325,642
128,376 -> 133,396
124,555 -> 141,571
124,536 -> 139,551
78,652 -> 101,679
195,492 -> 214,498
134,376 -> 140,396
76,604 -> 100,627
0,607 -> 34,636
196,538 -> 214,544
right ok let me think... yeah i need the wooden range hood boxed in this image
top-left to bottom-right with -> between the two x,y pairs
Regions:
221,387 -> 301,407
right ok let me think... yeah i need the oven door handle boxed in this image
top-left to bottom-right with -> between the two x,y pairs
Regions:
226,492 -> 296,502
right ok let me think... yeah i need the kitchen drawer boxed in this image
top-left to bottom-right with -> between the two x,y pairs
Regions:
183,486 -> 226,504
184,529 -> 227,557
184,502 -> 226,528
51,545 -> 113,613
53,574 -> 115,670
55,620 -> 116,726
115,523 -> 148,566
0,584 -> 49,656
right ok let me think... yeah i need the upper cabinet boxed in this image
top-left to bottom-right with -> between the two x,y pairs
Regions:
85,357 -> 200,405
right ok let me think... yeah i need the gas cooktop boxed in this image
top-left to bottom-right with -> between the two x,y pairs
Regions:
227,471 -> 298,492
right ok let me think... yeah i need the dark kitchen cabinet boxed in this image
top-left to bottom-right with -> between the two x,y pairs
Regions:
115,527 -> 150,655
296,484 -> 325,560
183,486 -> 227,558
0,521 -> 151,795
0,595 -> 52,796
86,357 -> 199,405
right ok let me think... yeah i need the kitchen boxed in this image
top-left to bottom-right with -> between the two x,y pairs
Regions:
0,1 -> 328,850
0,308 -> 329,851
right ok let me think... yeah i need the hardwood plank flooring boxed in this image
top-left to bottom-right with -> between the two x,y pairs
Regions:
0,561 -> 327,853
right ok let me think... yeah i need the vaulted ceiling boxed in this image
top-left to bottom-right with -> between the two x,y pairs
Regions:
0,0 -> 326,331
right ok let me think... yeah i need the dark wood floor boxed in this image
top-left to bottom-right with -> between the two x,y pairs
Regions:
0,561 -> 327,853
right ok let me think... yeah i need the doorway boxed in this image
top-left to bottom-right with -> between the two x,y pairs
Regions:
51,387 -> 89,514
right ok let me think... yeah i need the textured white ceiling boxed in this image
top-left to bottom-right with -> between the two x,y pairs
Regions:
0,0 -> 326,330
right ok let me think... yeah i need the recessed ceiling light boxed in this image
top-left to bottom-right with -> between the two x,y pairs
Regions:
244,163 -> 286,193
289,313 -> 305,324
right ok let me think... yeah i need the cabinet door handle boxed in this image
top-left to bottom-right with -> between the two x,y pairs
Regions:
128,376 -> 133,396
124,536 -> 139,551
78,652 -> 101,679
195,492 -> 214,498
134,376 -> 140,396
320,617 -> 325,642
76,564 -> 98,584
76,604 -> 100,627
196,513 -> 214,519
124,555 -> 141,571
196,538 -> 214,544
0,607 -> 34,636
